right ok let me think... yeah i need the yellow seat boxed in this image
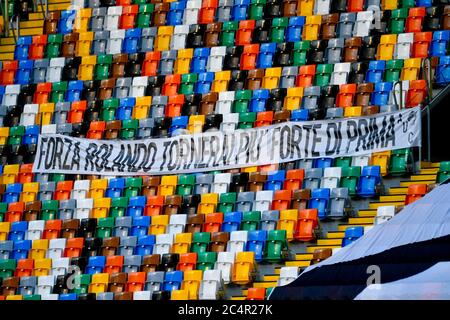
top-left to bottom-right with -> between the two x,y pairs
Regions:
78,54 -> 97,81
6,295 -> 23,300
284,87 -> 304,110
37,103 -> 55,125
241,166 -> 258,173
181,270 -> 202,299
155,26 -> 174,51
149,214 -> 170,235
298,0 -> 314,17
159,175 -> 178,196
29,239 -> 49,260
89,273 -> 109,294
197,193 -> 218,214
171,289 -> 190,300
172,232 -> 192,254
401,58 -> 422,81
377,34 -> 397,61
2,164 -> 20,185
20,182 -> 39,202
0,127 -> 9,145
232,251 -> 255,285
74,8 -> 92,32
76,31 -> 94,57
302,15 -> 321,41
278,209 -> 298,241
133,96 -> 152,119
92,198 -> 111,219
33,258 -> 51,276
370,151 -> 391,176
262,67 -> 282,90
0,222 -> 11,241
187,115 -> 205,134
381,0 -> 398,10
89,179 -> 108,199
174,49 -> 193,75
344,106 -> 363,118
212,71 -> 231,92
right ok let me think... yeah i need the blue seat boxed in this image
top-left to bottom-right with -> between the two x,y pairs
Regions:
195,72 -> 214,94
86,256 -> 106,274
168,1 -> 187,26
0,86 -> 4,104
365,60 -> 386,83
313,158 -> 333,169
342,226 -> 364,247
16,60 -> 34,84
257,43 -> 276,69
222,211 -> 242,232
0,241 -> 13,259
4,183 -> 22,203
436,56 -> 450,86
23,125 -> 40,145
291,108 -> 309,121
127,196 -> 147,218
415,0 -> 431,6
246,230 -> 266,262
59,10 -> 76,34
371,82 -> 393,106
264,170 -> 286,191
286,16 -> 305,43
135,235 -> 156,256
163,271 -> 183,291
14,36 -> 32,61
66,80 -> 84,102
12,240 -> 31,260
232,0 -> 250,21
191,48 -> 210,73
357,166 -> 381,198
250,89 -> 269,112
106,178 -> 125,198
8,221 -> 28,242
169,116 -> 188,135
131,216 -> 151,237
431,31 -> 450,57
308,188 -> 330,220
59,293 -> 78,300
117,97 -> 136,120
123,28 -> 142,54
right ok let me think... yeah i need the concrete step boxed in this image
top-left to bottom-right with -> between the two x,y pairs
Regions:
326,231 -> 345,238
263,275 -> 279,282
389,187 -> 408,195
379,195 -> 406,202
317,238 -> 343,246
369,201 -> 404,209
295,253 -> 313,260
284,260 -> 310,268
306,245 -> 341,253
348,217 -> 374,224
358,209 -> 377,217
253,281 -> 277,288
411,174 -> 437,181
400,180 -> 435,187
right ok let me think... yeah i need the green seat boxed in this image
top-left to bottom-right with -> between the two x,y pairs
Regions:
95,54 -> 112,81
241,211 -> 261,231
399,0 -> 415,8
50,81 -> 67,103
218,192 -> 236,213
51,173 -> 66,183
23,295 -> 41,300
334,157 -> 352,168
176,174 -> 195,195
196,252 -> 217,271
293,41 -> 310,66
191,232 -> 211,254
220,21 -> 238,47
41,200 -> 59,221
238,112 -> 256,129
249,0 -> 266,20
0,202 -> 7,222
133,0 -> 149,4
389,8 -> 408,34
179,73 -> 197,95
271,17 -> 288,43
389,148 -> 413,176
7,125 -> 25,146
72,274 -> 91,294
101,98 -> 119,121
121,119 -> 138,140
437,161 -> 450,183
0,259 -> 16,278
233,90 -> 251,113
264,230 -> 288,262
46,34 -> 63,58
314,64 -> 333,86
110,197 -> 129,218
3,1 -> 14,19
340,166 -> 361,196
137,4 -> 154,28
385,59 -> 404,82
124,177 -> 142,198
96,217 -> 115,238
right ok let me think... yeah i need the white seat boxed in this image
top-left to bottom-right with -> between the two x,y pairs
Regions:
353,11 -> 373,37
133,291 -> 152,300
332,247 -> 341,255
215,91 -> 235,115
253,190 -> 273,212
41,294 -> 59,300
212,173 -> 231,194
51,257 -> 70,276
20,104 -> 39,126
2,85 -> 20,106
71,180 -> 90,200
199,269 -> 223,300
36,275 -> 55,295
389,80 -> 409,106
41,124 -> 57,135
207,46 -> 226,72
105,6 -> 122,31
375,205 -> 396,225
314,0 -> 330,15
352,155 -> 371,167
167,214 -> 187,236
107,29 -> 125,54
47,58 -> 65,83
26,220 -> 45,240
394,33 -> 414,60
330,63 -> 351,85
214,252 -> 235,284
220,113 -> 239,132
321,167 -> 342,189
278,266 -> 298,286
226,230 -> 248,253
74,198 -> 93,220
170,25 -> 189,50
47,238 -> 67,259
130,76 -> 149,97
153,233 -> 173,255
183,0 -> 201,25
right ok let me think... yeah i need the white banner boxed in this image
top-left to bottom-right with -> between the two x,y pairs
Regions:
32,107 -> 421,176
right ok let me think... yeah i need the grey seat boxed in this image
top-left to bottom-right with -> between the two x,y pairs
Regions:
325,107 -> 344,119
151,96 -> 168,118
97,292 -> 114,300
88,0 -> 101,9
260,210 -> 279,231
19,276 -> 37,296
56,123 -> 73,136
38,182 -> 56,201
236,191 -> 255,213
326,38 -> 344,64
296,159 -> 314,170
92,30 -> 109,55
328,187 -> 349,219
0,106 -> 7,126
114,77 -> 132,99
379,104 -> 398,113
145,271 -> 165,292
91,7 -> 107,32
114,216 -> 132,238
217,0 -> 233,22
280,66 -> 298,88
0,240 -> 13,259
59,199 -> 76,220
194,174 -> 214,195
119,236 -> 138,256
32,59 -> 49,84
302,86 -> 321,110
123,255 -> 142,273
140,27 -> 157,52
138,118 -> 155,138
160,51 -> 177,75
337,13 -> 356,39
53,102 -> 71,124
303,168 -> 323,189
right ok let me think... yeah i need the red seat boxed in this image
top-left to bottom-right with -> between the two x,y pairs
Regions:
240,44 -> 260,70
246,287 -> 266,300
199,0 -> 218,24
412,32 -> 432,58
406,80 -> 427,108
18,164 -> 34,184
348,0 -> 364,12
405,184 -> 427,205
15,259 -> 34,277
405,7 -> 426,33
87,121 -> 106,139
294,208 -> 318,241
236,20 -> 255,46
29,35 -> 48,60
0,61 -> 18,85
255,111 -> 273,127
120,5 -> 139,29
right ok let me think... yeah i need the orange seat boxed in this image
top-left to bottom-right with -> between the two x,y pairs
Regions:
6,202 -> 24,223
294,208 -> 318,241
162,74 -> 181,96
297,65 -> 316,88
405,184 -> 427,205
68,100 -> 87,123
246,287 -> 265,300
271,190 -> 292,211
104,255 -> 124,274
406,80 -> 427,108
145,195 -> 164,216
203,212 -> 223,233
412,32 -> 432,58
33,82 -> 52,104
126,272 -> 146,292
29,35 -> 48,60
142,51 -> 161,76
199,0 -> 218,24
255,111 -> 273,127
336,83 -> 357,108
87,121 -> 106,139
240,44 -> 259,70
166,94 -> 185,118
0,61 -> 18,85
120,5 -> 138,29
43,219 -> 62,240
18,164 -> 34,184
405,7 -> 426,33
64,238 -> 84,258
177,252 -> 197,271
283,169 -> 305,191
54,181 -> 74,201
15,259 -> 34,277
236,20 -> 255,46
